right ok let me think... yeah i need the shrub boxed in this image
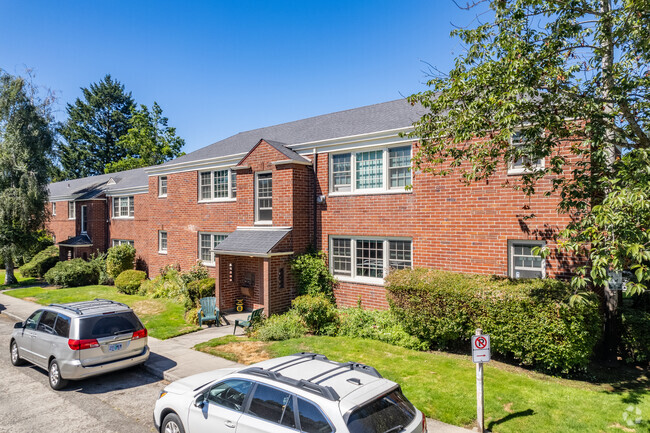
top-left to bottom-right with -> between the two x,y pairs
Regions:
106,244 -> 136,278
88,253 -> 113,285
290,294 -> 338,335
44,259 -> 99,287
291,251 -> 335,300
20,245 -> 59,278
181,261 -> 209,285
386,268 -> 603,373
18,230 -> 54,266
619,306 -> 650,364
185,306 -> 200,326
186,278 -> 216,309
338,308 -> 427,351
115,270 -> 147,294
255,313 -> 308,341
139,268 -> 188,303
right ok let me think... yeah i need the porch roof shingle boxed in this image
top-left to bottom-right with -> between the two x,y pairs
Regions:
212,228 -> 291,257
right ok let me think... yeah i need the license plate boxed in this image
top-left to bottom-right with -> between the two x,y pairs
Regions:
109,343 -> 123,352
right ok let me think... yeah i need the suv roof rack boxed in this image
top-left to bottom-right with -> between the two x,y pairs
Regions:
268,352 -> 330,372
49,299 -> 129,316
241,367 -> 341,401
308,361 -> 383,383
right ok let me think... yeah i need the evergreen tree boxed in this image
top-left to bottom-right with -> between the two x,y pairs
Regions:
0,72 -> 55,284
59,75 -> 134,178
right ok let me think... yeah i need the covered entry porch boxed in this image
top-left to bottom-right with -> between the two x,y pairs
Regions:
57,234 -> 94,261
212,228 -> 296,316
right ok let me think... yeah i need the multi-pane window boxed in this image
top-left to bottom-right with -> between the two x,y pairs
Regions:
330,237 -> 412,281
509,130 -> 544,174
331,146 -> 411,193
256,172 -> 272,222
113,196 -> 134,218
68,201 -> 75,219
509,240 -> 545,278
52,202 -> 56,216
199,169 -> 236,201
199,232 -> 228,265
112,239 -> 134,247
158,231 -> 167,253
159,176 -> 167,197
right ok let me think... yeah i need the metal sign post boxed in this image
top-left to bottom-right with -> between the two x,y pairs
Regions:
471,329 -> 490,433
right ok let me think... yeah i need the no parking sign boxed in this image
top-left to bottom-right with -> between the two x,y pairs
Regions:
471,334 -> 491,363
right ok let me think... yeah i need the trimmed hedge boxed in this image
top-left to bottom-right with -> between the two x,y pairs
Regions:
386,269 -> 602,373
44,259 -> 99,287
106,244 -> 136,278
619,306 -> 650,364
20,245 -> 59,278
115,270 -> 147,295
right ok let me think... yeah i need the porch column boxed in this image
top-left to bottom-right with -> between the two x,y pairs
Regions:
263,258 -> 270,317
214,255 -> 221,309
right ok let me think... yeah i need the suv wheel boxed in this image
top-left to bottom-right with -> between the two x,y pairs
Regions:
48,359 -> 68,390
162,413 -> 185,433
10,341 -> 24,366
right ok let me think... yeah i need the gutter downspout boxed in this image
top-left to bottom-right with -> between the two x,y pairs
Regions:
312,148 -> 318,249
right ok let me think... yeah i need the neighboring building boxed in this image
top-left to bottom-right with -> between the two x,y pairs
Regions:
46,99 -> 573,314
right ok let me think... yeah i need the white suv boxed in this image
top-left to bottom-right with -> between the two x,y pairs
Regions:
154,352 -> 427,433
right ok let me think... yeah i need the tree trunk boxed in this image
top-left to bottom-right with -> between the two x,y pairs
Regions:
4,258 -> 17,285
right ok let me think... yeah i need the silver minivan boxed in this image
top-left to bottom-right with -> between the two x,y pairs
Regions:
9,299 -> 150,389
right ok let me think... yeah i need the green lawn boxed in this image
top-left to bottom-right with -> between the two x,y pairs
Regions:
201,336 -> 649,433
5,285 -> 200,340
0,269 -> 37,287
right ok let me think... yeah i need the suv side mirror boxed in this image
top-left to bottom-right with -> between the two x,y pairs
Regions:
194,396 -> 206,409
14,322 -> 24,329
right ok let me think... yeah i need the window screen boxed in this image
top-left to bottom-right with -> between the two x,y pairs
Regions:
332,153 -> 352,192
332,238 -> 352,276
388,146 -> 411,188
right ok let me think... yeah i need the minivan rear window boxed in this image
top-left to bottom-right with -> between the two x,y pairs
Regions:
346,388 -> 416,433
78,312 -> 143,339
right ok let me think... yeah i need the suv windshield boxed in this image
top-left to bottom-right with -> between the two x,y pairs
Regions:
78,312 -> 143,339
346,388 -> 416,433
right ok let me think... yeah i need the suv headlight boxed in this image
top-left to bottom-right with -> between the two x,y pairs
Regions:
158,390 -> 168,399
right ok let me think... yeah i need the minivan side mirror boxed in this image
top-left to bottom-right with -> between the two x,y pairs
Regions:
14,322 -> 24,329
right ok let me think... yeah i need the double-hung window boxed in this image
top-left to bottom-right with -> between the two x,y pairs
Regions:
330,236 -> 412,282
508,130 -> 544,175
199,232 -> 228,265
198,168 -> 236,201
68,201 -> 75,219
330,145 -> 412,194
112,196 -> 134,218
52,202 -> 56,216
508,240 -> 545,278
158,231 -> 167,253
256,172 -> 272,223
159,176 -> 167,197
80,205 -> 88,234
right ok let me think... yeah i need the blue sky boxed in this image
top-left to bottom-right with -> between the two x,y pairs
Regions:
1,0 -> 470,154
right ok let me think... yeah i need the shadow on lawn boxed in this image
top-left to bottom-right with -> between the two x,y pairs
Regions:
488,409 -> 535,431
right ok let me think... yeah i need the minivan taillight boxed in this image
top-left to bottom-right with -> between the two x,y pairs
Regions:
68,339 -> 100,350
422,413 -> 428,432
132,328 -> 147,340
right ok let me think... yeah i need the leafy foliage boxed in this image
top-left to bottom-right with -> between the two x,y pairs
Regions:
255,313 -> 309,341
17,230 -> 53,267
58,75 -> 134,179
44,259 -> 99,287
619,305 -> 650,364
180,261 -> 209,286
106,243 -> 136,278
338,308 -> 427,351
185,277 -> 216,310
115,270 -> 147,295
290,294 -> 338,335
20,245 -> 59,278
386,269 -> 602,373
104,102 -> 185,173
290,251 -> 335,300
408,0 -> 650,295
138,268 -> 186,302
0,72 -> 55,284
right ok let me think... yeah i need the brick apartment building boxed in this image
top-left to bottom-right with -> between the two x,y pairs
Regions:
46,99 -> 573,314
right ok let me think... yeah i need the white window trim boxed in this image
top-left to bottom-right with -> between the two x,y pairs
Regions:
255,171 -> 273,225
507,239 -> 546,278
329,144 -> 413,196
80,205 -> 88,234
158,176 -> 168,198
52,202 -> 56,216
329,235 -> 413,285
507,130 -> 545,175
158,231 -> 168,254
112,239 -> 135,247
198,232 -> 229,266
197,168 -> 237,203
68,202 -> 75,220
112,196 -> 135,219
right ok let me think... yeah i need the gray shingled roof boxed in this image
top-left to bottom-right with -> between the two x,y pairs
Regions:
263,140 -> 311,163
48,167 -> 149,199
57,234 -> 93,247
213,229 -> 291,256
159,98 -> 424,167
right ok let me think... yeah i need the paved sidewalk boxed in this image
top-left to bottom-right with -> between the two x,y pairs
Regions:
0,291 -> 474,433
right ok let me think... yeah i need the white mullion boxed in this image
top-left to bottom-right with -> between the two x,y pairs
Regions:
350,153 -> 356,194
228,169 -> 232,199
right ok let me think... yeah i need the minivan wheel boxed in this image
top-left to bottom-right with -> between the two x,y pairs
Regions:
48,359 -> 68,390
10,341 -> 24,366
162,413 -> 185,433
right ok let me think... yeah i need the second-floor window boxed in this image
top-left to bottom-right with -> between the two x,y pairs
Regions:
508,130 -> 544,175
68,201 -> 75,219
80,205 -> 88,233
159,176 -> 167,197
256,172 -> 272,223
330,145 -> 412,194
113,196 -> 134,218
199,169 -> 236,201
